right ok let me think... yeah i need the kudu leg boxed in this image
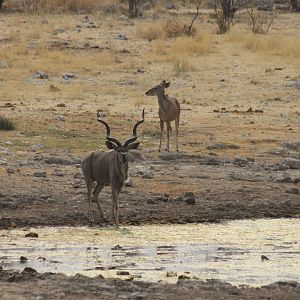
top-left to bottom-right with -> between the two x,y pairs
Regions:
93,183 -> 105,220
175,118 -> 179,152
166,121 -> 171,151
85,180 -> 94,223
159,120 -> 164,152
110,189 -> 119,228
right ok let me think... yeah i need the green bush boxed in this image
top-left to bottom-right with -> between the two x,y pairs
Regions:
0,115 -> 15,131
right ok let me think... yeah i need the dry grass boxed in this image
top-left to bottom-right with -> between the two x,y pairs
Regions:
173,59 -> 197,76
4,0 -> 121,13
136,19 -> 188,40
226,30 -> 300,59
170,32 -> 213,55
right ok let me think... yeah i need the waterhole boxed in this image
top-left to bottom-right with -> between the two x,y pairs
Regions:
0,219 -> 299,286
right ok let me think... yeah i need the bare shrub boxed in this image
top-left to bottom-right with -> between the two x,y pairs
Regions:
247,8 -> 274,34
215,0 -> 238,34
290,0 -> 300,11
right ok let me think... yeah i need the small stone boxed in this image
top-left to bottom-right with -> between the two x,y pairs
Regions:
178,274 -> 190,280
115,34 -> 128,40
22,267 -> 37,274
183,192 -> 196,205
286,188 -> 299,195
57,103 -> 66,108
6,167 -> 15,174
125,178 -> 133,187
261,255 -> 269,261
33,171 -> 47,178
25,232 -> 38,238
34,71 -> 48,79
207,143 -> 240,150
55,115 -> 65,122
141,172 -> 153,179
116,271 -> 130,276
166,271 -> 177,277
20,256 -> 28,263
62,73 -> 76,80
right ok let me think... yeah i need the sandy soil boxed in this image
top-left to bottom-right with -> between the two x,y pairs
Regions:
0,4 -> 300,299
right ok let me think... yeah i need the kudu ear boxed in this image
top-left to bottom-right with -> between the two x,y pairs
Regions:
127,142 -> 140,150
105,141 -> 118,150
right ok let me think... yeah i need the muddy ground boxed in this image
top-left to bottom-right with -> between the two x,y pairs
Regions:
0,268 -> 300,300
0,145 -> 299,229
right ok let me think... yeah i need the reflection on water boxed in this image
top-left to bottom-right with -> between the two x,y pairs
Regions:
0,219 -> 300,286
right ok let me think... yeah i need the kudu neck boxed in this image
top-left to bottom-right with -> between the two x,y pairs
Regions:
157,89 -> 168,112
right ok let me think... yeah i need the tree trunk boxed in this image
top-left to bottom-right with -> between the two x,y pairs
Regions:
0,0 -> 4,10
129,0 -> 138,18
291,0 -> 299,11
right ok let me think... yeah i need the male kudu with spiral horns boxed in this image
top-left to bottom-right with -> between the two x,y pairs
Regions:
81,109 -> 144,227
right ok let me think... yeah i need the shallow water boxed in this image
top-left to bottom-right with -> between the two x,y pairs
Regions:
1,219 -> 300,286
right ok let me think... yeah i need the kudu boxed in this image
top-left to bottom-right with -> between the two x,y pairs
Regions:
145,80 -> 180,152
81,110 -> 144,227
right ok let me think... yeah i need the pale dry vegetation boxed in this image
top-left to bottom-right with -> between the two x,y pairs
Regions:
226,30 -> 300,59
136,19 -> 191,40
3,0 -> 122,13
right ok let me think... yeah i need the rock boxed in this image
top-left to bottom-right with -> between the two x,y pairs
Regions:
45,156 -> 74,165
146,198 -> 157,205
207,143 -> 240,150
34,71 -> 48,79
6,167 -> 15,174
128,150 -> 143,162
115,34 -> 128,40
284,199 -> 300,207
125,178 -> 133,187
166,3 -> 176,9
141,172 -> 153,179
286,188 -> 299,195
25,232 -> 38,238
261,255 -> 269,261
174,196 -> 184,202
52,171 -> 64,177
282,158 -> 300,170
31,144 -> 43,152
55,115 -> 65,122
159,151 -> 184,160
57,103 -> 66,108
62,73 -> 76,80
22,267 -> 37,274
166,271 -> 177,277
20,256 -> 28,263
116,271 -> 130,276
178,274 -> 190,280
183,192 -> 196,205
33,171 -> 47,178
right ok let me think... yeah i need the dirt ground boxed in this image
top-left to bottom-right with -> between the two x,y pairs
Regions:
0,268 -> 299,300
0,3 -> 300,299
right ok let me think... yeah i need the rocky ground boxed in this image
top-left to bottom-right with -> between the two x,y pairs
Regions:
0,144 -> 299,229
0,268 -> 300,300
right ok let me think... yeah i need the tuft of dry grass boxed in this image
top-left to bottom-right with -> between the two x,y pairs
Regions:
136,19 -> 188,40
226,31 -> 300,59
170,32 -> 213,56
4,0 -> 107,13
173,59 -> 196,76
